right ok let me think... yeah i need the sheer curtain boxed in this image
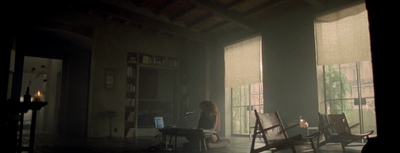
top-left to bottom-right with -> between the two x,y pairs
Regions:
224,36 -> 261,87
315,2 -> 371,65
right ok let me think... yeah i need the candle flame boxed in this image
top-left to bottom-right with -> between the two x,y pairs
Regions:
33,90 -> 42,101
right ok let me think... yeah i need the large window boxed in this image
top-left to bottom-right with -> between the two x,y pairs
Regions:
315,1 -> 376,136
224,35 -> 263,136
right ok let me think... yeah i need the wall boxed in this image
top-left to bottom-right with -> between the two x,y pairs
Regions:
208,44 -> 227,136
206,6 -> 320,137
178,43 -> 208,128
261,6 -> 319,128
88,20 -> 206,137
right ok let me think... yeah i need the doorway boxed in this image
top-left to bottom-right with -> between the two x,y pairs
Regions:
21,56 -> 62,136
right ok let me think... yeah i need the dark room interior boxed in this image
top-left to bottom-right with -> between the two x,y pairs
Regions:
2,0 -> 387,152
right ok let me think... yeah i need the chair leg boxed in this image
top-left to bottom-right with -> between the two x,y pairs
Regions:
199,138 -> 207,151
309,139 -> 317,153
203,138 -> 207,151
341,142 -> 346,153
198,139 -> 202,151
291,145 -> 297,153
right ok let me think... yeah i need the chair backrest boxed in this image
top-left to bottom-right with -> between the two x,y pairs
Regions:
255,110 -> 288,142
318,113 -> 334,137
252,110 -> 314,153
328,113 -> 352,135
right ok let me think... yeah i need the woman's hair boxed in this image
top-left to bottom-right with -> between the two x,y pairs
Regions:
199,100 -> 220,131
200,100 -> 219,116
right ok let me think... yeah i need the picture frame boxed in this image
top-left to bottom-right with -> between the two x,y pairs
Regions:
105,68 -> 115,89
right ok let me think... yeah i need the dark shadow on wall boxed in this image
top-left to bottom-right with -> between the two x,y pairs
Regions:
12,26 -> 93,138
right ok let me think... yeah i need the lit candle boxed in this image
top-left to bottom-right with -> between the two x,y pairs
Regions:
299,116 -> 306,128
300,119 -> 305,127
33,90 -> 42,101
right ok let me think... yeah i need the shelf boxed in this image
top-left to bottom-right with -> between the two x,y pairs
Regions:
138,98 -> 161,102
127,66 -> 137,78
124,52 -> 180,138
126,76 -> 136,80
125,111 -> 136,122
125,52 -> 138,138
127,53 -> 138,63
138,53 -> 179,68
126,84 -> 136,93
139,64 -> 179,70
126,91 -> 135,96
125,106 -> 135,109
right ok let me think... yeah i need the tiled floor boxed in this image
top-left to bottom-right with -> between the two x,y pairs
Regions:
25,134 -> 365,153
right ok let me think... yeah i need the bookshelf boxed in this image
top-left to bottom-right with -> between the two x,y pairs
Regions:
125,52 -> 138,138
125,52 -> 180,137
138,53 -> 180,68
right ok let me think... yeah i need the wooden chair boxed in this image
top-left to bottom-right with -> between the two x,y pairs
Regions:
317,113 -> 374,153
316,112 -> 335,148
250,110 -> 319,153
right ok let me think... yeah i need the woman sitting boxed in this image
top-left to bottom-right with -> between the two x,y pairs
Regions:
186,100 -> 220,144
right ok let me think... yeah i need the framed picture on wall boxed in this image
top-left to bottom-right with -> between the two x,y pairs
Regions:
105,68 -> 114,89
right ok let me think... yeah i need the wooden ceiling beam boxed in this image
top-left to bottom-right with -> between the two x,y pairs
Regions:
201,21 -> 230,34
303,0 -> 325,10
135,0 -> 150,8
100,0 -> 186,28
242,0 -> 289,19
170,6 -> 197,22
88,0 -> 209,42
226,0 -> 247,10
187,13 -> 214,28
154,0 -> 178,15
186,0 -> 255,31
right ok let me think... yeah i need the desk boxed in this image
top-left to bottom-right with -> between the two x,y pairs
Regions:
161,127 -> 216,151
307,127 -> 318,135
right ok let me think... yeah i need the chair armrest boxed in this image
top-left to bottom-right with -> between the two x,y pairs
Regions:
341,129 -> 374,137
277,123 -> 299,135
304,131 -> 321,139
259,124 -> 281,134
319,123 -> 333,132
349,123 -> 360,130
285,123 -> 300,131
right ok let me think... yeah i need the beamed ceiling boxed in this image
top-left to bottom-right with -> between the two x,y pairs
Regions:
14,0 -> 360,44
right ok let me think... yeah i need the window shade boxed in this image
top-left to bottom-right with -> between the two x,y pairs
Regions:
315,2 -> 371,65
224,36 -> 261,87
